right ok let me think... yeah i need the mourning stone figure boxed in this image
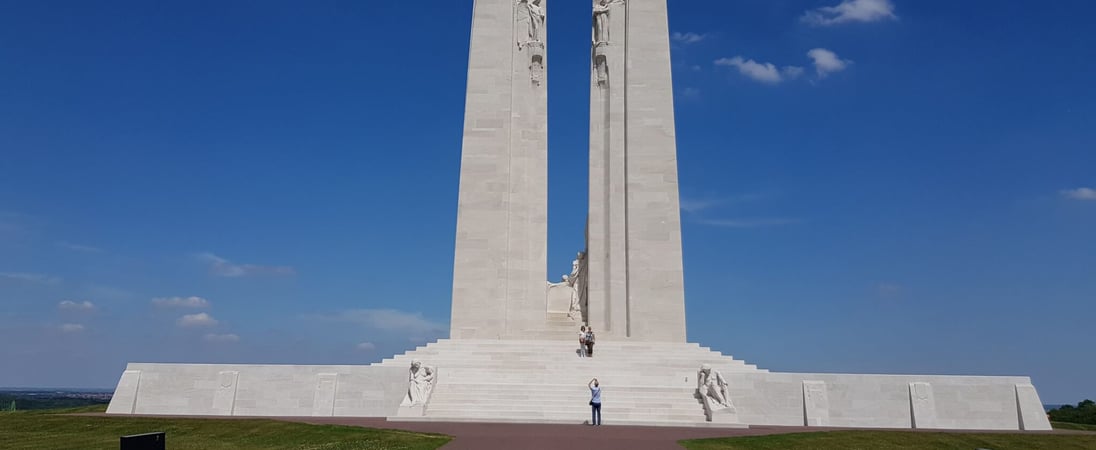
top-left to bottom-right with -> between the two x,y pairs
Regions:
593,0 -> 612,45
518,0 -> 546,46
401,360 -> 437,407
697,364 -> 735,420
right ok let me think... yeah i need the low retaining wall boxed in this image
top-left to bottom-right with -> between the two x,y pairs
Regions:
106,363 -> 407,417
726,372 -> 1051,430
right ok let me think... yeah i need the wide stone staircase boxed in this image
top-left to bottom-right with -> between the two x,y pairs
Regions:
374,339 -> 765,427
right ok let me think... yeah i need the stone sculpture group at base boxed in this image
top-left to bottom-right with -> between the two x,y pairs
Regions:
396,360 -> 437,417
697,364 -> 737,423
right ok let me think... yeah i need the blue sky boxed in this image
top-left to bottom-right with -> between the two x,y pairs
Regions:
0,0 -> 1093,404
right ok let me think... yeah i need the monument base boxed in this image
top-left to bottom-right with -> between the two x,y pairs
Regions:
106,339 -> 1052,431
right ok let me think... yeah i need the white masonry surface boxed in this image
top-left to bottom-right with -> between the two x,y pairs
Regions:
107,0 -> 1052,431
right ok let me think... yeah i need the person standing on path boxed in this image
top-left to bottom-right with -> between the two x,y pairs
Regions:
585,327 -> 595,357
578,326 -> 588,357
588,378 -> 602,426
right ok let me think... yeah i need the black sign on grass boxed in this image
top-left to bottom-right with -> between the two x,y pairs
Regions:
120,432 -> 165,450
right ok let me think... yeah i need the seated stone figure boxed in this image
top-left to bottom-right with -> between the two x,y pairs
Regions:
697,364 -> 735,420
401,360 -> 437,407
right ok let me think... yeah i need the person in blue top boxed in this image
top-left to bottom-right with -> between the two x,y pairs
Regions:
588,378 -> 602,426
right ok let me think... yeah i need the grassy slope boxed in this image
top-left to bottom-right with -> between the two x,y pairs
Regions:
680,431 -> 1096,450
1054,422 -> 1096,432
0,407 -> 450,450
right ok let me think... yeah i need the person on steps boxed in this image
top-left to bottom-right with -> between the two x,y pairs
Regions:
585,327 -> 595,357
578,326 -> 588,357
588,378 -> 602,426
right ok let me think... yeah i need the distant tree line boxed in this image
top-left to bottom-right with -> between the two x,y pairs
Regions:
0,394 -> 108,411
1049,400 -> 1096,425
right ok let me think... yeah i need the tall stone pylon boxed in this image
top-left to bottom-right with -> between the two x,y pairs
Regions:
587,0 -> 687,342
450,0 -> 549,339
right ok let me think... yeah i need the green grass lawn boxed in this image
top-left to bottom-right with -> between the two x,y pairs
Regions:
0,406 -> 450,450
680,430 -> 1096,450
1054,422 -> 1096,432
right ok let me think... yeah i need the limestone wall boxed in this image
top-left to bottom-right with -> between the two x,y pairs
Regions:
727,372 -> 1051,430
106,363 -> 407,417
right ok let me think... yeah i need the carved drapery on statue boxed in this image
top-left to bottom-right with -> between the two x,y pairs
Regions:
517,0 -> 546,86
546,251 -> 588,323
567,252 -> 588,321
696,364 -> 736,422
400,360 -> 437,407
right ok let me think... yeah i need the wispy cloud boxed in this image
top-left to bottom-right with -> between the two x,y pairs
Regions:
0,272 -> 61,285
697,218 -> 801,228
178,313 -> 219,328
671,32 -> 709,44
680,194 -> 768,214
681,87 -> 701,98
312,309 -> 447,336
680,198 -> 724,214
356,342 -> 376,351
196,253 -> 296,278
1061,187 -> 1096,201
59,323 -> 86,333
715,57 -> 803,84
807,48 -> 852,77
152,296 -> 210,309
56,242 -> 103,253
58,300 -> 95,312
204,333 -> 240,343
802,0 -> 897,26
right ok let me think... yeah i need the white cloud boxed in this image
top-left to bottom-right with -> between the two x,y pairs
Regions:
680,198 -> 722,214
56,242 -> 103,253
671,32 -> 708,44
314,309 -> 447,336
204,333 -> 240,343
152,296 -> 210,309
681,87 -> 701,97
356,342 -> 376,351
0,272 -> 61,285
808,48 -> 851,77
178,313 -> 219,328
802,0 -> 897,26
697,218 -> 801,228
782,66 -> 806,80
680,194 -> 768,214
1061,187 -> 1096,201
58,300 -> 95,312
715,57 -> 802,84
196,253 -> 296,278
60,323 -> 85,333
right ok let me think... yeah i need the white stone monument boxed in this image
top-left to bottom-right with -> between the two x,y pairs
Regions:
106,0 -> 1052,431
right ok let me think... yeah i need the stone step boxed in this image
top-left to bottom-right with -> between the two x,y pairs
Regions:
377,363 -> 761,374
422,409 -> 706,422
433,385 -> 692,393
419,339 -> 707,349
379,358 -> 753,367
389,416 -> 747,429
428,399 -> 703,411
381,352 -> 745,361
